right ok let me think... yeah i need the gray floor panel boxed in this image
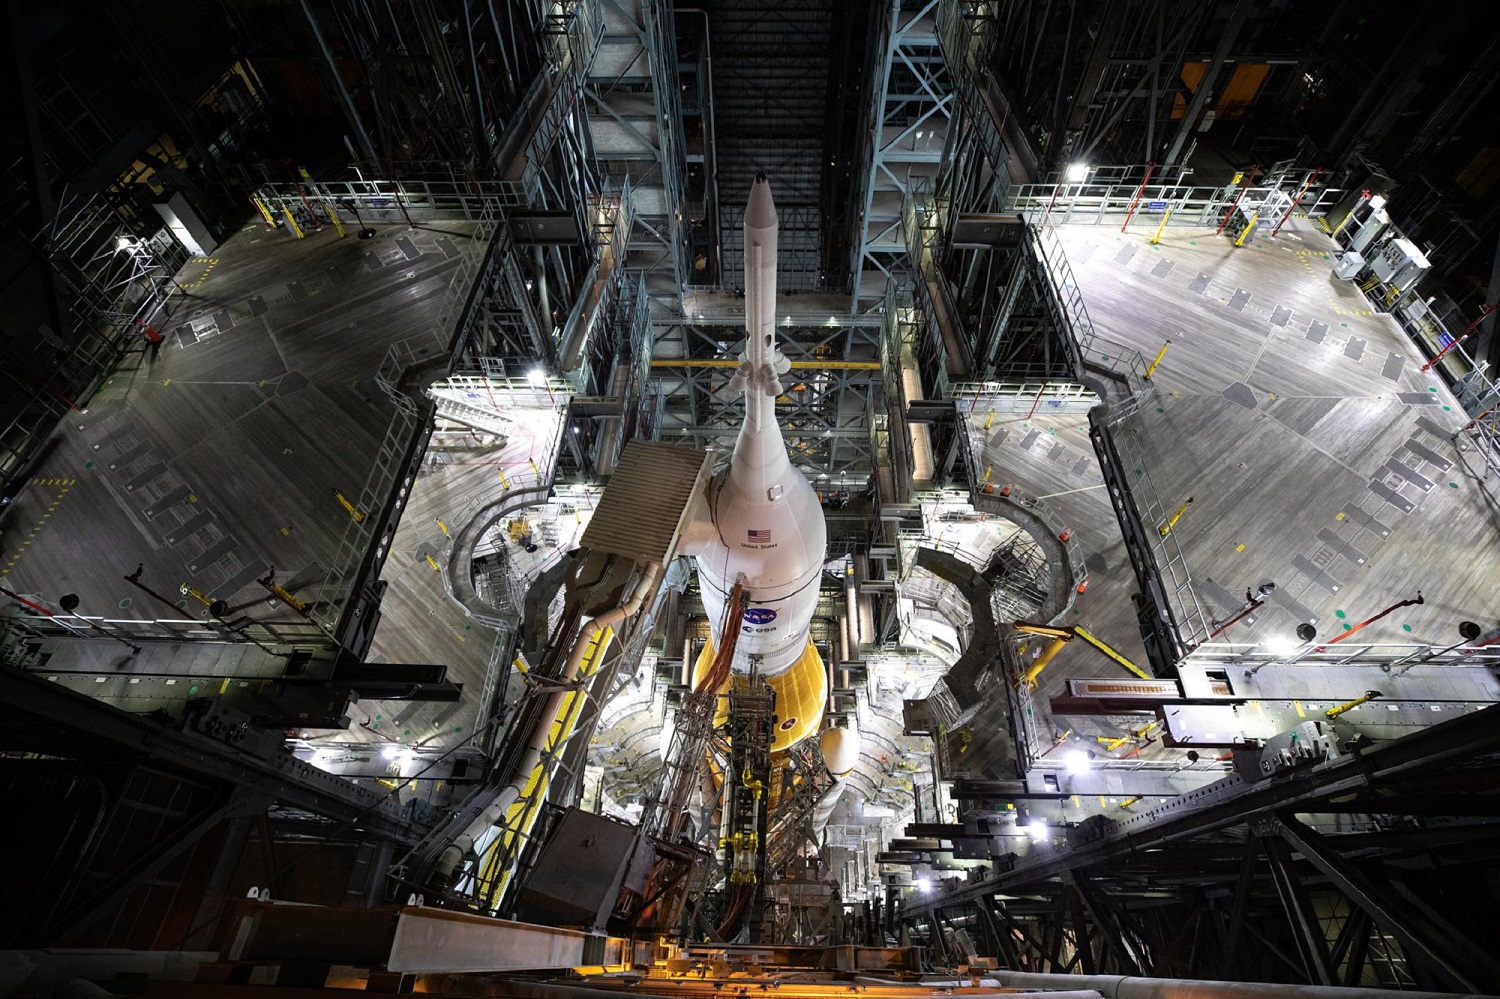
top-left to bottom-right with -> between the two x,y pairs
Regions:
1222,382 -> 1256,408
1368,480 -> 1414,513
1384,458 -> 1434,492
1336,505 -> 1391,539
1316,527 -> 1368,566
1414,415 -> 1451,436
1290,553 -> 1343,593
1265,586 -> 1321,627
1405,439 -> 1452,470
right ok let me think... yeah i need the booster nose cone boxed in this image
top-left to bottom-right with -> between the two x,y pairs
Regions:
745,176 -> 777,233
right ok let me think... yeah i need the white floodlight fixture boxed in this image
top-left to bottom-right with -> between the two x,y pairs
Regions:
1368,193 -> 1388,211
1065,163 -> 1091,183
1026,817 -> 1049,840
1064,749 -> 1091,775
527,368 -> 547,388
916,877 -> 932,892
381,744 -> 400,760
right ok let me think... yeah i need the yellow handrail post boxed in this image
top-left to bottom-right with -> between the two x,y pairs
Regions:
1144,339 -> 1172,380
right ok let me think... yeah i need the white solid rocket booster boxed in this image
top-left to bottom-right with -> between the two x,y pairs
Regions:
690,177 -> 828,753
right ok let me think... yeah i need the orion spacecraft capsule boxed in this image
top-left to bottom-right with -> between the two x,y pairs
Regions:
686,177 -> 829,755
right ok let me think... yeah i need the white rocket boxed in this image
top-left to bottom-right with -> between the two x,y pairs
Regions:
684,177 -> 851,766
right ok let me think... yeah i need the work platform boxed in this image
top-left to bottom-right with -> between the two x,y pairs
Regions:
0,218 -> 505,753
954,217 -> 1500,778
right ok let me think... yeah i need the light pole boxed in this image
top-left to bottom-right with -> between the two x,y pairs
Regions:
339,199 -> 377,240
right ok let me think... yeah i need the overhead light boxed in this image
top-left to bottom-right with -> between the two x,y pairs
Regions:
1063,749 -> 1091,775
382,744 -> 400,760
1025,817 -> 1049,840
1368,194 -> 1387,211
527,368 -> 547,387
1262,634 -> 1299,656
915,877 -> 932,892
1065,163 -> 1090,183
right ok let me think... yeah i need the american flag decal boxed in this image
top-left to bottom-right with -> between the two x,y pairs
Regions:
747,528 -> 772,543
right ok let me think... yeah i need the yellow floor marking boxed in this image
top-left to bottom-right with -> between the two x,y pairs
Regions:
1294,700 -> 1305,718
1335,511 -> 1346,521
1235,543 -> 1246,552
2,478 -> 75,579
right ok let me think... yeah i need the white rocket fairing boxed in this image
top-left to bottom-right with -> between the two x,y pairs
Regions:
688,177 -> 828,754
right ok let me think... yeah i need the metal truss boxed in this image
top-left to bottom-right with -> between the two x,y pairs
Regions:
0,182 -> 189,503
895,702 -> 1500,989
584,0 -> 690,301
934,0 -> 1018,221
852,1 -> 953,314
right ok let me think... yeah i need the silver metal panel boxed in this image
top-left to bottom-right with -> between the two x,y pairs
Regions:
579,439 -> 711,566
387,908 -> 627,972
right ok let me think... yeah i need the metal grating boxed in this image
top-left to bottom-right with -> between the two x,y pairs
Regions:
579,439 -> 712,566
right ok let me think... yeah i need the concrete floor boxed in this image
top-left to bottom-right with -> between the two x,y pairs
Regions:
1,216 -> 484,731
973,217 -> 1500,773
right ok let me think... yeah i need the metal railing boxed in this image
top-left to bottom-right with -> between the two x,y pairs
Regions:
951,381 -> 1100,416
252,177 -> 525,227
1095,420 -> 1211,646
1011,180 -> 1345,229
1183,641 -> 1500,672
1,611 -> 329,652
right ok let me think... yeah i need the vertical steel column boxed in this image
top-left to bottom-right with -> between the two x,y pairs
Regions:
300,0 -> 380,169
1162,1 -> 1250,167
1257,832 -> 1336,985
1274,813 -> 1497,992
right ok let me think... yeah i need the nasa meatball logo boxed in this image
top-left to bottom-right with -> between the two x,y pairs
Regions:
779,717 -> 797,731
743,607 -> 778,625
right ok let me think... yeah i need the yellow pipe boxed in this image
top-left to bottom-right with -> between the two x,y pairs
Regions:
333,489 -> 366,523
179,583 -> 214,607
1014,620 -> 1073,639
1074,626 -> 1153,681
649,358 -> 881,370
1020,635 -> 1072,688
1326,690 -> 1382,719
1158,495 -> 1194,537
481,625 -> 615,901
1144,339 -> 1172,380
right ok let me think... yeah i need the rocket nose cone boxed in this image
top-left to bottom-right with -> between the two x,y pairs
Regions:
745,177 -> 777,231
